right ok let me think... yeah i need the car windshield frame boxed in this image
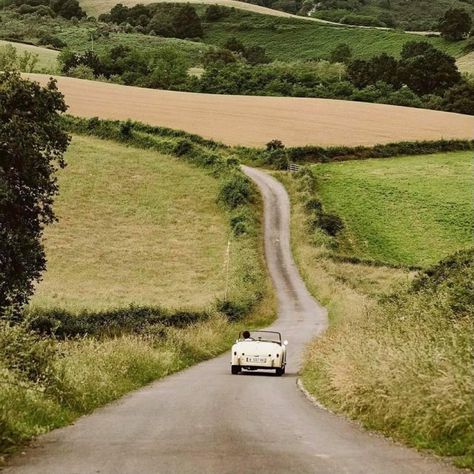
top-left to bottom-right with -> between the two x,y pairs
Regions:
239,330 -> 282,344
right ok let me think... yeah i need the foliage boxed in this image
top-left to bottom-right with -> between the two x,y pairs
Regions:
0,72 -> 69,320
0,43 -> 39,72
12,0 -> 85,19
218,173 -> 255,209
99,3 -> 203,39
244,138 -> 474,166
347,42 -> 462,95
439,8 -> 473,41
329,43 -> 353,64
310,0 -> 474,31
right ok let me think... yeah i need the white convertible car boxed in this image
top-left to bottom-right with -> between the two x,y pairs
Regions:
231,330 -> 288,376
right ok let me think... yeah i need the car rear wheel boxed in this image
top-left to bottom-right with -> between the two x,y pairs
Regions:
276,367 -> 285,376
231,365 -> 241,375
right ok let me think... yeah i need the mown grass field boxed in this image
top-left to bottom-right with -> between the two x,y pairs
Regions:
31,135 -> 229,312
200,8 -> 467,60
0,40 -> 59,72
312,151 -> 472,267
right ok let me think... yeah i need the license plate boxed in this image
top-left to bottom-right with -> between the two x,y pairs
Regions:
247,357 -> 267,363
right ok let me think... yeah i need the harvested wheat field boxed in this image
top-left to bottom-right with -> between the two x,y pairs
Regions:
29,74 -> 474,147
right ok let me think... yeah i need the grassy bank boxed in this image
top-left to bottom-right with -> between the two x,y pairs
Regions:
277,157 -> 473,468
313,151 -> 473,267
1,121 -> 274,457
32,135 -> 229,311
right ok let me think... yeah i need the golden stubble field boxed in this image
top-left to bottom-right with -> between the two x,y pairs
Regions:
28,74 -> 474,148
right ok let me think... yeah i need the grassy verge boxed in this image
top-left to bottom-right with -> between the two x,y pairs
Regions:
0,119 -> 275,458
277,160 -> 473,469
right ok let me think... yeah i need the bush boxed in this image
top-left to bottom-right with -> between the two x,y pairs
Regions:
218,173 -> 254,209
38,34 -> 66,49
318,213 -> 344,236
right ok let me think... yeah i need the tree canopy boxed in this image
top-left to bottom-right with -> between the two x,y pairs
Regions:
0,72 -> 70,320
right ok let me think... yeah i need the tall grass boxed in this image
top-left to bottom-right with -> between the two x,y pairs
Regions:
279,168 -> 473,468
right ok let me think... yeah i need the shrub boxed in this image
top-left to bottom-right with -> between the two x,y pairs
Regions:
318,213 -> 344,236
173,138 -> 193,156
218,173 -> 254,209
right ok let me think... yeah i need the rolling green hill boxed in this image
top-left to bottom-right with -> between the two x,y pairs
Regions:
32,135 -> 230,311
199,7 -> 468,60
309,0 -> 474,31
312,151 -> 472,267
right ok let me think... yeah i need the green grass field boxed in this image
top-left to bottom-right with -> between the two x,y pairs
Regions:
0,40 -> 59,72
31,135 -> 229,312
200,8 -> 467,60
312,151 -> 472,267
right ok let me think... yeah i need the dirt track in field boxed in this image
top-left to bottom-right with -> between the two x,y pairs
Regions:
29,74 -> 474,148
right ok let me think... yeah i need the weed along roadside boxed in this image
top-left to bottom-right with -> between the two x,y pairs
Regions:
276,163 -> 473,469
0,117 -> 276,459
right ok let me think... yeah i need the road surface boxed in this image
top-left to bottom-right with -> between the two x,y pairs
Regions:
4,168 -> 459,474
26,74 -> 474,147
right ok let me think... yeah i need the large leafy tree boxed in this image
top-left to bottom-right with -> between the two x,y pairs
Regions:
398,44 -> 461,95
0,72 -> 70,320
172,5 -> 203,38
439,8 -> 472,41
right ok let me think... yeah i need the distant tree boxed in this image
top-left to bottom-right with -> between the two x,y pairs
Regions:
50,0 -> 86,19
148,12 -> 176,37
439,8 -> 472,41
203,4 -> 229,21
224,37 -> 246,54
109,3 -> 129,24
145,48 -> 189,89
244,45 -> 271,65
172,5 -> 203,38
203,49 -> 237,67
398,47 -> 461,95
347,53 -> 399,88
329,43 -> 353,64
0,72 -> 69,320
441,82 -> 474,115
400,41 -> 436,60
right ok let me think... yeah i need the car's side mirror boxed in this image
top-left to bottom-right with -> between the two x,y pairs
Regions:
283,340 -> 288,346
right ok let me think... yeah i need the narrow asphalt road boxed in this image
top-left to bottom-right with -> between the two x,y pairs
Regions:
4,168 -> 459,474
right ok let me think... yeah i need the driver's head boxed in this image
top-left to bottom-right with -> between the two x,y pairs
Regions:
242,330 -> 250,339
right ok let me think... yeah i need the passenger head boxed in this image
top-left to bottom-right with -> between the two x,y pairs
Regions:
242,330 -> 250,339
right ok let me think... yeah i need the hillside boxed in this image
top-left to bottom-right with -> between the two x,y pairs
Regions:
199,8 -> 467,61
31,135 -> 229,312
309,0 -> 474,31
313,151 -> 472,267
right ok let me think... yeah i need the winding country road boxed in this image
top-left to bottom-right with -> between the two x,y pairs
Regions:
4,168 -> 459,474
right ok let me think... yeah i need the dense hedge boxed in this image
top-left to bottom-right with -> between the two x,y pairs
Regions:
26,306 -> 211,338
241,138 -> 474,167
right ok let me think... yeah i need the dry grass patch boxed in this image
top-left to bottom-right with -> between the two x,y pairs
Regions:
31,135 -> 229,312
